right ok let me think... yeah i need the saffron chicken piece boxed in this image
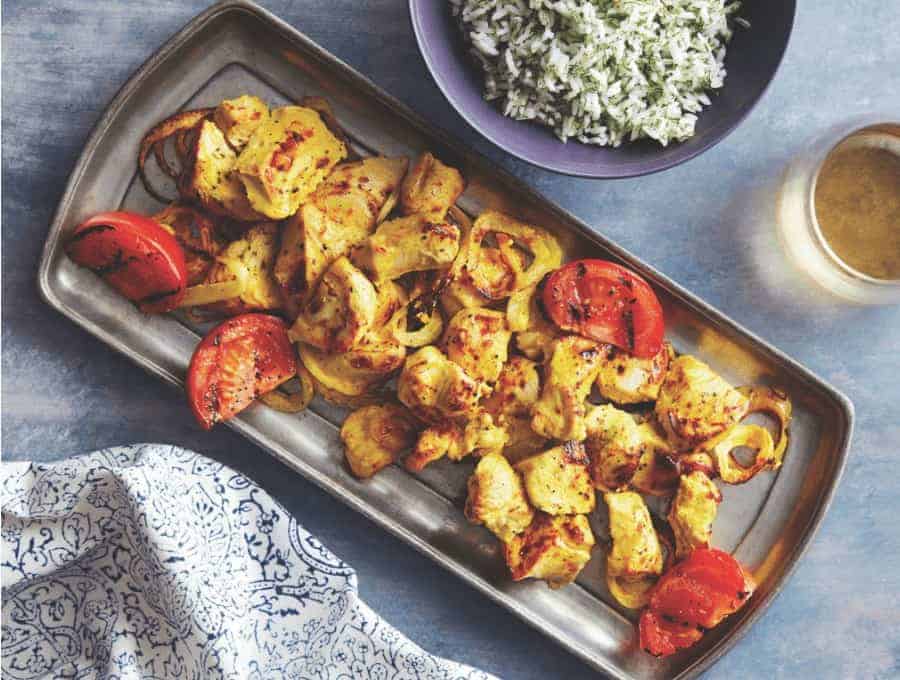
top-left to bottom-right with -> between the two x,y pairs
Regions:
235,105 -> 347,219
531,335 -> 603,441
204,222 -> 282,314
605,491 -> 664,609
294,279 -> 406,402
477,336 -> 546,464
515,442 -> 596,515
442,308 -> 511,385
351,214 -> 460,282
668,471 -> 722,558
464,452 -> 534,542
595,342 -> 673,405
403,422 -> 459,472
399,152 -> 466,220
181,120 -> 264,222
405,412 -> 508,472
655,355 -> 750,451
396,346 -> 481,423
501,419 -> 549,464
213,95 -> 269,151
289,257 -> 378,353
628,426 -> 680,497
583,404 -> 646,492
340,404 -> 419,479
585,404 -> 679,495
275,156 -> 408,301
504,513 -> 595,588
481,355 -> 541,418
441,243 -> 524,316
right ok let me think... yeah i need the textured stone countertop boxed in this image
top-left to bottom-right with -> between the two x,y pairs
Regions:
3,1 -> 899,677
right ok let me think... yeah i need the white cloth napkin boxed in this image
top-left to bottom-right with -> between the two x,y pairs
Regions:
1,444 -> 495,680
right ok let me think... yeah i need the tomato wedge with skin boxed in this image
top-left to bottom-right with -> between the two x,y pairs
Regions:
541,260 -> 664,358
639,609 -> 704,658
639,548 -> 755,657
65,211 -> 188,313
187,313 -> 297,430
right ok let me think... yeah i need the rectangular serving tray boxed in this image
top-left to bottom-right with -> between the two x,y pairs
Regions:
37,2 -> 853,678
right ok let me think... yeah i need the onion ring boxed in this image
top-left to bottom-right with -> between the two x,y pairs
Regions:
176,256 -> 249,308
607,572 -> 657,610
739,386 -> 792,467
138,108 -> 213,202
387,295 -> 443,347
707,424 -> 776,484
462,210 -> 563,298
153,140 -> 179,179
258,364 -> 315,413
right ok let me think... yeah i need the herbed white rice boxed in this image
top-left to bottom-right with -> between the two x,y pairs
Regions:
450,0 -> 745,147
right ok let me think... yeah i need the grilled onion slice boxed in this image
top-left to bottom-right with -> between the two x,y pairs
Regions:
258,364 -> 315,413
707,424 -> 776,484
739,386 -> 792,467
138,108 -> 214,202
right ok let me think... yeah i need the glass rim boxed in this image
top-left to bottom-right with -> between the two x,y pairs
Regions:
807,121 -> 900,287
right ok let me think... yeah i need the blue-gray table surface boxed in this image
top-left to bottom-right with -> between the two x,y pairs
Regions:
3,1 -> 899,678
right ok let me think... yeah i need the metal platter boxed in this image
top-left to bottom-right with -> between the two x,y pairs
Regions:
37,2 -> 853,677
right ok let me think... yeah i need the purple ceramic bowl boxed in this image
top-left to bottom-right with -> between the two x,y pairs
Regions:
409,0 -> 796,178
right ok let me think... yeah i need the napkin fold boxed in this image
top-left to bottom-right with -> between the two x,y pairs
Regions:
1,444 -> 494,680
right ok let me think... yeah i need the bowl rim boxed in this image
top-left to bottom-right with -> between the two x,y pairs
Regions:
408,0 -> 797,179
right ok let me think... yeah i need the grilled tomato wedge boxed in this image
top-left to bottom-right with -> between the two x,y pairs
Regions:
541,259 -> 664,358
639,548 -> 755,657
187,313 -> 297,430
65,211 -> 188,313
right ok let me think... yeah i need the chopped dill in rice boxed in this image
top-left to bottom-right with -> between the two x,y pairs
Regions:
450,0 -> 744,147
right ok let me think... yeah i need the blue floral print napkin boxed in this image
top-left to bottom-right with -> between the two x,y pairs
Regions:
1,444 -> 495,680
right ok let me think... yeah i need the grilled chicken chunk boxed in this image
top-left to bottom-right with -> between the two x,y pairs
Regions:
515,442 -> 596,515
275,156 -> 408,302
289,257 -> 378,353
341,404 -> 418,478
181,120 -> 264,221
531,335 -> 603,441
235,105 -> 347,219
404,422 -> 460,472
351,214 -> 460,282
404,412 -> 508,472
606,491 -> 664,578
442,308 -> 511,385
501,417 -> 549,464
504,513 -> 595,588
213,95 -> 269,151
595,342 -> 672,405
605,491 -> 664,609
628,427 -> 680,497
668,471 -> 722,558
482,355 -> 541,418
399,152 -> 465,220
465,452 -> 534,542
204,222 -> 281,314
655,355 -> 750,450
584,405 -> 646,492
396,346 -> 481,423
584,405 -> 679,495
